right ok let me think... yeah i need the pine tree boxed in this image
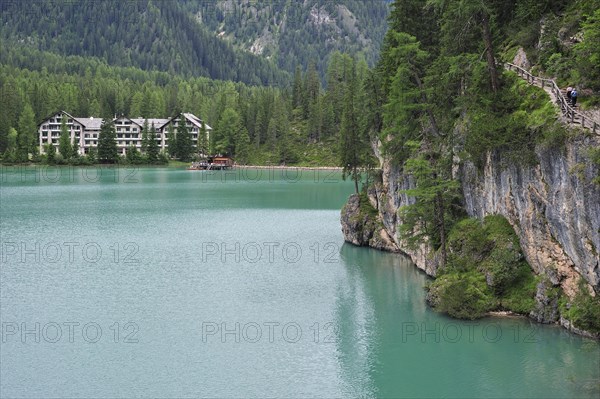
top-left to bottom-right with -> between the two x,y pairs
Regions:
303,61 -> 320,119
7,127 -> 18,152
398,142 -> 461,269
339,61 -> 363,194
292,65 -> 304,109
166,124 -> 176,158
17,103 -> 36,161
215,108 -> 240,156
45,143 -> 56,165
71,135 -> 80,158
97,117 -> 118,163
430,0 -> 500,93
58,115 -> 72,159
198,121 -> 209,156
147,123 -> 160,164
141,118 -> 150,153
175,116 -> 193,161
235,127 -> 251,164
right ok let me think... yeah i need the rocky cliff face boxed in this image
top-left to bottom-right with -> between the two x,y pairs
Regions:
341,134 -> 600,297
460,136 -> 600,297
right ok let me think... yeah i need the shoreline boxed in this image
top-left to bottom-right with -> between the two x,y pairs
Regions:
487,310 -> 527,319
0,163 -> 343,171
233,165 -> 342,171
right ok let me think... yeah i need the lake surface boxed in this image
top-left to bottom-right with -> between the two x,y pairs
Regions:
1,166 -> 599,398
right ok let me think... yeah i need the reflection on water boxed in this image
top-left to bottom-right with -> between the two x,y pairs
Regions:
0,167 -> 598,398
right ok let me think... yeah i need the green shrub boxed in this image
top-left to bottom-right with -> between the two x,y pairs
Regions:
567,279 -> 600,334
445,218 -> 491,272
429,271 -> 497,320
500,265 -> 538,314
430,215 -> 537,319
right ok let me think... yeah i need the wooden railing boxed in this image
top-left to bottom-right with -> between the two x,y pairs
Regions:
505,62 -> 599,135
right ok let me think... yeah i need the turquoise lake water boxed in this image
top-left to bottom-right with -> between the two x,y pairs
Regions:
0,166 -> 598,398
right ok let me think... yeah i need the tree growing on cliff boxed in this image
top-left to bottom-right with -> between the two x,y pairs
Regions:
398,142 -> 461,268
339,61 -> 368,194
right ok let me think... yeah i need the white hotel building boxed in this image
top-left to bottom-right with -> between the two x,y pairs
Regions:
38,111 -> 212,155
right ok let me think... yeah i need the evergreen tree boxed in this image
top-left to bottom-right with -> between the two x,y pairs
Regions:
175,116 -> 193,161
215,108 -> 241,156
141,118 -> 150,153
381,32 -> 433,164
147,123 -> 160,163
125,146 -> 143,164
292,65 -> 304,109
339,61 -> 363,194
17,103 -> 36,161
45,143 -> 56,165
97,117 -> 118,163
71,135 -> 80,158
7,127 -> 18,152
430,0 -> 501,92
398,143 -> 461,269
235,127 -> 251,164
86,147 -> 97,164
575,9 -> 600,91
303,61 -> 320,118
198,121 -> 209,156
58,115 -> 72,159
166,124 -> 176,158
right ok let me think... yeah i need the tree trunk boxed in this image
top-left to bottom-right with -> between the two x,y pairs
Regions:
436,190 -> 447,269
353,165 -> 359,194
481,11 -> 499,93
412,71 -> 441,136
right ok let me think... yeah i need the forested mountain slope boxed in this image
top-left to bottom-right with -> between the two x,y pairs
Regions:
341,0 -> 600,335
0,0 -> 288,85
185,0 -> 390,76
0,0 -> 390,83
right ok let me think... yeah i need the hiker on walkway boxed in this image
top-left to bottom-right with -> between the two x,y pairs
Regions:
571,89 -> 578,106
567,86 -> 573,102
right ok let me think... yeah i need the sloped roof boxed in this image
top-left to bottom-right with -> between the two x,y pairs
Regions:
37,110 -> 77,128
39,111 -> 212,131
131,118 -> 171,130
183,113 -> 212,130
73,117 -> 103,130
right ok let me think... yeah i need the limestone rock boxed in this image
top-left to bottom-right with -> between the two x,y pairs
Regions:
512,47 -> 531,70
530,279 -> 560,323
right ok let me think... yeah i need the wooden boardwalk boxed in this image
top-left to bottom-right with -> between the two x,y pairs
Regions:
505,62 -> 599,135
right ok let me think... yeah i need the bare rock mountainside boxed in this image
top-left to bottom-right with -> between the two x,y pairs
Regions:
342,133 -> 600,333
